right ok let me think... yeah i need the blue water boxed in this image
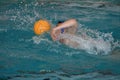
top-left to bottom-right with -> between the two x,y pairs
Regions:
0,0 -> 120,80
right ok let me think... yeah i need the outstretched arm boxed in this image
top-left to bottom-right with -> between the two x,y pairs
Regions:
51,19 -> 78,41
54,19 -> 77,31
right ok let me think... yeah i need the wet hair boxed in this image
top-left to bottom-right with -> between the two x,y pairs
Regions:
57,20 -> 65,24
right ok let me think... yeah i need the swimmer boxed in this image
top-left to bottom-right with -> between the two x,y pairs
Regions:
34,19 -> 79,47
50,19 -> 79,47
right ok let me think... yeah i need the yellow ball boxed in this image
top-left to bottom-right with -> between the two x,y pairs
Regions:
34,20 -> 51,35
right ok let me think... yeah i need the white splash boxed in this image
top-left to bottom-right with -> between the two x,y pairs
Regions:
32,36 -> 42,44
32,35 -> 51,44
58,27 -> 119,55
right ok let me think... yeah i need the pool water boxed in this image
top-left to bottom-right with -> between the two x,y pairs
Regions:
0,0 -> 120,80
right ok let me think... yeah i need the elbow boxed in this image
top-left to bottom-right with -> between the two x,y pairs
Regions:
70,19 -> 78,26
70,19 -> 77,23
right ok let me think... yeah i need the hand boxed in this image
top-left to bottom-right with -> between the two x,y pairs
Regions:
50,28 -> 57,41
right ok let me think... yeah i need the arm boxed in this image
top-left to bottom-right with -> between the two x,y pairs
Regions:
54,19 -> 77,31
51,19 -> 78,41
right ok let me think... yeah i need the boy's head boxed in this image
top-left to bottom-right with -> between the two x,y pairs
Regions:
56,20 -> 64,26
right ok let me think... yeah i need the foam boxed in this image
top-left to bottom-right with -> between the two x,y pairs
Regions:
57,27 -> 119,55
32,35 -> 51,44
